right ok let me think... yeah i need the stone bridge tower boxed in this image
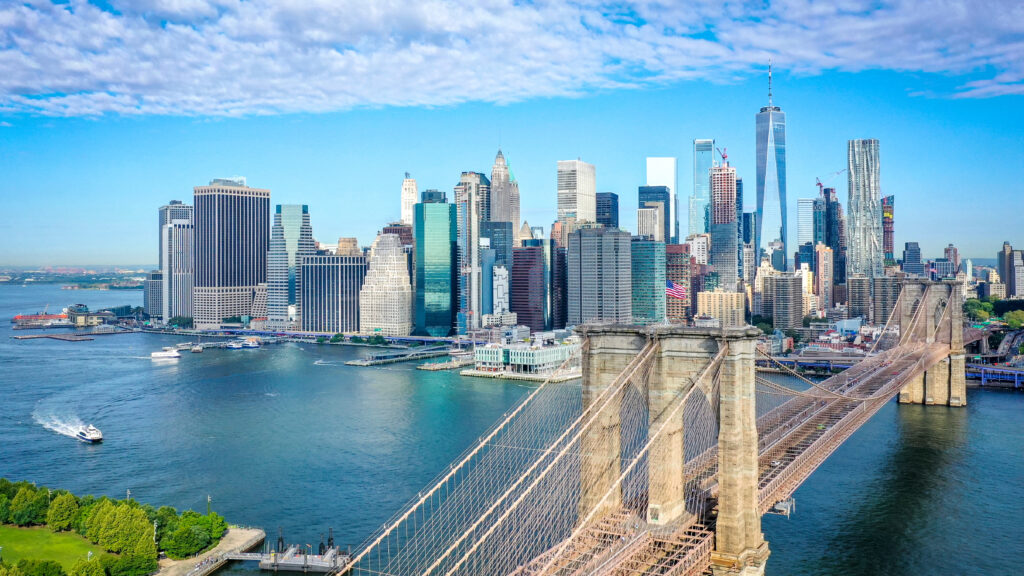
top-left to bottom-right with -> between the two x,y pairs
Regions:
897,278 -> 966,407
579,325 -> 769,576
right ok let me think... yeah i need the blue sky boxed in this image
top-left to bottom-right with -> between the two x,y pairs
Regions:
1,1 -> 1022,265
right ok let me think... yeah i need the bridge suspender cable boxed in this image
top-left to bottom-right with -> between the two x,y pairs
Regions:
436,341 -> 663,576
346,343 -> 586,570
419,340 -> 659,573
535,344 -> 729,575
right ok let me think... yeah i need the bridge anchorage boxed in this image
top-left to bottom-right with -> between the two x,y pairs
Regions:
342,278 -> 965,576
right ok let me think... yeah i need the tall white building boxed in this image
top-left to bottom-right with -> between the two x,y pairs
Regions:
400,173 -> 418,226
686,233 -> 711,266
646,157 -> 678,243
847,139 -> 884,279
637,206 -> 663,242
359,233 -> 413,336
267,205 -> 315,330
161,218 -> 194,322
691,139 -> 714,237
455,172 -> 490,333
493,265 -> 510,315
557,160 -> 596,224
797,198 -> 815,247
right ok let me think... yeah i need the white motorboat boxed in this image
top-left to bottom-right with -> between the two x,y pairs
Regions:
76,425 -> 103,443
151,347 -> 181,359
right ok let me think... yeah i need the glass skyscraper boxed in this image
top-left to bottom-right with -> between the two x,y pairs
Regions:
267,204 -> 314,330
414,198 -> 457,337
631,238 -> 666,325
690,139 -> 714,237
639,185 -> 671,244
756,69 -> 787,270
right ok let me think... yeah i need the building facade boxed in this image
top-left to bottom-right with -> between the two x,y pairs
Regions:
755,73 -> 788,269
400,173 -> 418,226
639,185 -> 671,244
359,233 -> 413,336
691,139 -> 714,237
489,150 -> 521,238
300,255 -> 367,333
697,290 -> 746,328
665,244 -> 693,323
631,238 -> 666,325
567,227 -> 632,325
455,171 -> 490,333
557,159 -> 596,224
847,139 -> 884,280
882,195 -> 895,265
772,274 -> 803,331
902,241 -> 924,276
414,199 -> 457,337
267,204 -> 315,330
161,218 -> 194,322
192,178 -> 271,328
710,162 -> 739,292
596,192 -> 619,229
510,242 -> 551,332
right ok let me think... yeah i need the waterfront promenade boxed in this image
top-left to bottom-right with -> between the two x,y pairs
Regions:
157,527 -> 264,576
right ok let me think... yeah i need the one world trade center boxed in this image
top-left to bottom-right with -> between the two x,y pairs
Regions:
756,65 -> 787,271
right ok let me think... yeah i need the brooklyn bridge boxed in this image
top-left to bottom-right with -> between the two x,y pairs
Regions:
339,278 -> 975,576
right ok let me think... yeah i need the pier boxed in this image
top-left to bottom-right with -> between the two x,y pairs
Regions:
226,545 -> 349,572
416,356 -> 474,371
345,345 -> 451,366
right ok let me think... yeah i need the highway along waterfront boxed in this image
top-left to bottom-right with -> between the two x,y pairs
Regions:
1,285 -> 1021,575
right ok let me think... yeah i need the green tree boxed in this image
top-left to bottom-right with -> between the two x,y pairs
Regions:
163,523 -> 211,559
46,493 -> 79,531
154,506 -> 179,545
0,478 -> 16,500
0,493 -> 10,523
1005,310 -> 1024,329
0,564 -> 23,576
85,500 -> 115,544
15,561 -> 65,576
68,560 -> 103,576
10,487 -> 48,526
755,322 -> 773,335
167,316 -> 193,328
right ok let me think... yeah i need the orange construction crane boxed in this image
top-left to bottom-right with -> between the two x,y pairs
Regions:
816,168 -> 846,194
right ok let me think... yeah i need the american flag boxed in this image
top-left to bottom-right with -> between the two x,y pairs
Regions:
666,280 -> 687,300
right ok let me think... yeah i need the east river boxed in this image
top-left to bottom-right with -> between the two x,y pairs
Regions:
1,285 -> 1021,575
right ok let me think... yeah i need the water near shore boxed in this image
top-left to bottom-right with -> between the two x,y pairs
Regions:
2,284 -> 1022,575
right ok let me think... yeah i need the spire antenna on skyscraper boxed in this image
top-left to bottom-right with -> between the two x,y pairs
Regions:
768,59 -> 773,108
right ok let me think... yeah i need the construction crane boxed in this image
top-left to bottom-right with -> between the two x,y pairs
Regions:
716,146 -> 728,163
816,168 -> 846,194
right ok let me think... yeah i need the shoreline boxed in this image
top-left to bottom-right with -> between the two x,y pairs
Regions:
156,526 -> 265,576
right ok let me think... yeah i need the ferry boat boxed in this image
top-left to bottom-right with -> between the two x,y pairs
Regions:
242,338 -> 261,349
151,347 -> 181,359
191,345 -> 203,353
225,341 -> 244,350
76,425 -> 103,444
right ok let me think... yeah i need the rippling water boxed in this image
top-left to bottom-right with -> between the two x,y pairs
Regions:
1,285 -> 1021,574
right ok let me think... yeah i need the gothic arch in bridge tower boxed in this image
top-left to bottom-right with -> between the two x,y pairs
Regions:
897,279 -> 966,407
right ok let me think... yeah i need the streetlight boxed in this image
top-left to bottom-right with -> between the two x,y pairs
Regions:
126,488 -> 131,501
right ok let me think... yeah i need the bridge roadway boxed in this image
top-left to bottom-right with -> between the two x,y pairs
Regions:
505,340 -> 952,576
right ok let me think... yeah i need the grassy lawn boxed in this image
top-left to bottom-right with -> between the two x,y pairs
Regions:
0,524 -> 106,569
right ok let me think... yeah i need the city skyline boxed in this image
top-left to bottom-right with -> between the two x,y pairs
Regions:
2,6 -> 1023,265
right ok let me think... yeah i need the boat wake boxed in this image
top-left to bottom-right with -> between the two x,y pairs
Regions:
33,409 -> 85,439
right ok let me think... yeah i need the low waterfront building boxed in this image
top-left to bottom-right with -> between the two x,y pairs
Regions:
473,340 -> 580,375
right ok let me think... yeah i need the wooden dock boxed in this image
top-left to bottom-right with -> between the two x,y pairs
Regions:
12,333 -> 94,341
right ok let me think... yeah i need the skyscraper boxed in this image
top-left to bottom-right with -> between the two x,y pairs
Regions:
882,195 -> 895,265
480,221 -> 514,268
665,244 -> 693,323
822,187 -> 848,292
557,159 -> 596,224
847,275 -> 872,321
510,241 -> 551,332
551,246 -> 568,330
300,254 -> 367,334
637,207 -> 662,241
192,178 -> 270,329
489,149 -> 520,235
161,217 -> 194,322
646,157 -> 678,243
267,204 -> 315,330
944,243 -> 961,273
414,197 -> 457,337
359,233 -> 413,336
596,192 -> 619,229
902,242 -> 924,276
709,161 -> 739,292
144,270 -> 163,321
400,173 -> 418,226
847,139 -> 884,279
697,290 -> 746,328
631,238 -> 666,325
454,171 -> 490,333
756,67 -> 787,269
690,139 -> 714,237
814,244 -> 834,314
797,198 -> 815,247
567,227 -> 632,325
772,274 -> 802,330
638,185 -> 671,244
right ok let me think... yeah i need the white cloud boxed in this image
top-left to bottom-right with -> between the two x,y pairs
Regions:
0,0 -> 1021,117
